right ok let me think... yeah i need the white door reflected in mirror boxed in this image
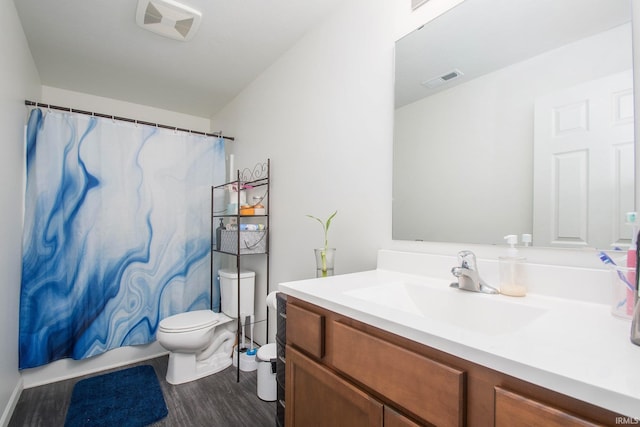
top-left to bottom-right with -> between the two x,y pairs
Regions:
533,70 -> 634,249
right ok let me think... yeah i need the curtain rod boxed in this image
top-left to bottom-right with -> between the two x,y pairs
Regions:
24,100 -> 235,142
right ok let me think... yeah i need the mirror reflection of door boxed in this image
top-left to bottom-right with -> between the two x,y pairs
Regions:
533,70 -> 634,249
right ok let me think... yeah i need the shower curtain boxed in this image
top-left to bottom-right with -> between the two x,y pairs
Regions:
20,108 -> 225,369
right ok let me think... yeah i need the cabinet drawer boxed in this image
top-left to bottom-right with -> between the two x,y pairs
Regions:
495,387 -> 602,427
286,303 -> 325,359
384,407 -> 422,427
332,321 -> 465,427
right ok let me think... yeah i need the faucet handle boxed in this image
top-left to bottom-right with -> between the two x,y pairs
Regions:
452,250 -> 499,294
457,250 -> 478,270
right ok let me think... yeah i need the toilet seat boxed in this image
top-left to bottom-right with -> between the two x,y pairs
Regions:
159,310 -> 219,333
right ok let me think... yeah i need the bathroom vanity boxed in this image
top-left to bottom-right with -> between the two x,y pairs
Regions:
279,250 -> 640,426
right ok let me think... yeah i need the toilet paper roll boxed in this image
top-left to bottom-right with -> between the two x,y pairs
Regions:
266,291 -> 278,310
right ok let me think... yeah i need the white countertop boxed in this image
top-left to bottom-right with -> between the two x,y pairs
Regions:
279,268 -> 640,419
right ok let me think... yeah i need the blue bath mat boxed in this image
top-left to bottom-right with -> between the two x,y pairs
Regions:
64,365 -> 168,427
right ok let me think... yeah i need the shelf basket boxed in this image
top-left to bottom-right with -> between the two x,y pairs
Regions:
220,229 -> 268,254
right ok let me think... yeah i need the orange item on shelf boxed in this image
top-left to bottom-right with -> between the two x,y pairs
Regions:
240,205 -> 255,215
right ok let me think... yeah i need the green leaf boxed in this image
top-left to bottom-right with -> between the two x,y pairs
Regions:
306,210 -> 337,250
306,214 -> 324,227
325,210 -> 337,233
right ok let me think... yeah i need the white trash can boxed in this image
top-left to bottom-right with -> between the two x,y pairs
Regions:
256,343 -> 277,401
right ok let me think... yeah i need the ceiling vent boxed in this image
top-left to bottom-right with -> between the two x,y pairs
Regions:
136,0 -> 202,41
421,69 -> 464,89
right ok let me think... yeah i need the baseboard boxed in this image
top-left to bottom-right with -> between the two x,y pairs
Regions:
22,343 -> 168,388
0,376 -> 23,427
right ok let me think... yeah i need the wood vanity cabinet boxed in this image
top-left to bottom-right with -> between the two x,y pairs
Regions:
494,387 -> 602,427
287,346 -> 384,426
285,297 -> 623,427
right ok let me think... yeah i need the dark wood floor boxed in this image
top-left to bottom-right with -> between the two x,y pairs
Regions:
9,355 -> 276,427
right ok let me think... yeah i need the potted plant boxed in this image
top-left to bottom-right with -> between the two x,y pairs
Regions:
306,210 -> 337,277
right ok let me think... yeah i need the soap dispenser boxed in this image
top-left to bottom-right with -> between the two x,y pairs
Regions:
499,234 -> 527,296
215,218 -> 224,251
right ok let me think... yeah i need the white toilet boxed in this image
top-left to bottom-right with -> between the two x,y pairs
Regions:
156,310 -> 236,385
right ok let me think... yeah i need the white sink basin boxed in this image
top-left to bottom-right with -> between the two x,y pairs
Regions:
345,280 -> 548,335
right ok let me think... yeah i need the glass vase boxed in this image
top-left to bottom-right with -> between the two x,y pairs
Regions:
314,248 -> 336,278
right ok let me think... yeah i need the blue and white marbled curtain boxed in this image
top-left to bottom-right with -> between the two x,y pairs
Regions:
20,108 -> 225,369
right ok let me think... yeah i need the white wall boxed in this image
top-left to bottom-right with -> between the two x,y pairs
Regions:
212,0 -> 398,343
0,0 -> 40,424
212,0 -> 396,331
40,86 -> 211,132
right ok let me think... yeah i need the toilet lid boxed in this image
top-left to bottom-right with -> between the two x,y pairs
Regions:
159,310 -> 219,333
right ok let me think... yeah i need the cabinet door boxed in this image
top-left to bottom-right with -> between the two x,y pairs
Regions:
286,346 -> 383,427
495,387 -> 602,427
332,321 -> 465,427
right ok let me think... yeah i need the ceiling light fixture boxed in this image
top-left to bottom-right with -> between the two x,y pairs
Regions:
135,0 -> 202,42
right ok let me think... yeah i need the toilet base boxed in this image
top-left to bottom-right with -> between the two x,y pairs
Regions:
166,351 -> 233,385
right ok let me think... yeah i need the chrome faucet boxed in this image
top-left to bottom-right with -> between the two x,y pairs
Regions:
450,250 -> 499,294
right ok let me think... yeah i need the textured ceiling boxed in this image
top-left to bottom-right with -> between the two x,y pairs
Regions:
14,0 -> 343,118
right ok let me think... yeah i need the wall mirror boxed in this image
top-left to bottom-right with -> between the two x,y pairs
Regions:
393,0 -> 634,249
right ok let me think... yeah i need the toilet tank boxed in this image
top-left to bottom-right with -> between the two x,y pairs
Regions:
219,268 -> 256,318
